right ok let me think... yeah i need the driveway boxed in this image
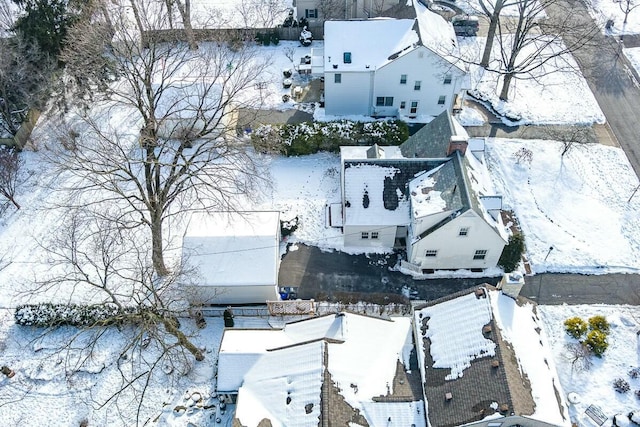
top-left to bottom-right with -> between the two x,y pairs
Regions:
278,244 -> 640,305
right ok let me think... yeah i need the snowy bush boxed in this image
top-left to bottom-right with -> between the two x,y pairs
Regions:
584,329 -> 608,357
588,315 -> 610,333
614,378 -> 631,393
564,317 -> 588,339
14,303 -> 141,327
630,367 -> 640,379
251,120 -> 409,156
281,216 -> 299,238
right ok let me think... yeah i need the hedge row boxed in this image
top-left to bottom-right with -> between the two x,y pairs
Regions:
251,120 -> 409,156
15,303 -> 141,327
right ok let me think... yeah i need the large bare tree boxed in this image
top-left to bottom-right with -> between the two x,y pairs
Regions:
49,0 -> 272,276
22,209 -> 210,424
0,146 -> 22,209
477,0 -> 599,100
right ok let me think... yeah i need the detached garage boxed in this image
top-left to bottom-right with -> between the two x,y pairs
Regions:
182,211 -> 282,305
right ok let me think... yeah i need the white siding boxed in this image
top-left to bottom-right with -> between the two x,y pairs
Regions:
374,48 -> 466,118
344,225 -> 397,248
187,284 -> 280,305
409,211 -> 506,270
325,71 -> 373,116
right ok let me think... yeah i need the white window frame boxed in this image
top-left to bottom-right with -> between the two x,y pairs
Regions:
425,250 -> 438,257
400,74 -> 407,84
459,227 -> 469,236
414,80 -> 421,91
437,95 -> 446,105
410,101 -> 418,114
361,232 -> 369,239
371,231 -> 379,239
443,74 -> 452,85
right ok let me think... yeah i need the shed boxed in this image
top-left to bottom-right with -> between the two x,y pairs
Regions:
182,211 -> 281,305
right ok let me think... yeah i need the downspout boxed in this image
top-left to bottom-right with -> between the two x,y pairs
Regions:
368,70 -> 375,116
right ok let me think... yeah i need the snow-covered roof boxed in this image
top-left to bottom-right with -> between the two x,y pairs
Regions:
220,313 -> 416,426
235,340 -> 324,427
409,162 -> 465,218
324,19 -> 419,71
181,211 -> 280,287
417,292 -> 495,380
340,145 -> 404,160
413,0 -> 458,54
343,163 -> 411,226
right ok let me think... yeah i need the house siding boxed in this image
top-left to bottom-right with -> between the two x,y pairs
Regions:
375,48 -> 466,118
325,70 -> 374,116
409,211 -> 506,270
187,284 -> 280,305
344,225 -> 397,248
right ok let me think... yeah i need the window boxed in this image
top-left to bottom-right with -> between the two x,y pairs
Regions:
376,97 -> 394,107
443,74 -> 452,85
343,52 -> 352,63
361,232 -> 369,239
473,250 -> 488,260
371,231 -> 379,239
459,227 -> 469,236
305,8 -> 318,18
414,81 -> 421,91
438,95 -> 446,105
400,74 -> 407,84
410,101 -> 418,114
334,73 -> 341,83
400,101 -> 406,109
425,250 -> 438,257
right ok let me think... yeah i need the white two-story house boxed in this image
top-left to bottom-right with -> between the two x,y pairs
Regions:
339,111 -> 508,273
318,1 -> 469,119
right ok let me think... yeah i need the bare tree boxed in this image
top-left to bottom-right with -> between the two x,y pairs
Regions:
564,342 -> 593,372
0,146 -> 22,210
49,0 -> 272,276
318,0 -> 346,20
540,125 -> 596,157
25,210 -> 210,423
235,0 -> 289,28
477,0 -> 600,100
619,0 -> 640,24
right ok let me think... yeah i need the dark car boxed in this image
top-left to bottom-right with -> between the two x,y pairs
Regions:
452,15 -> 479,37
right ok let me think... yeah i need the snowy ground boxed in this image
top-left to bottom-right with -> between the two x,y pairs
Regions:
1,1 -> 640,425
539,304 -> 640,425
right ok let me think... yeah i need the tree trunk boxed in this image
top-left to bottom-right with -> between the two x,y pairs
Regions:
8,196 -> 20,210
175,0 -> 198,50
499,72 -> 514,101
480,0 -> 503,68
151,211 -> 169,276
162,317 -> 204,361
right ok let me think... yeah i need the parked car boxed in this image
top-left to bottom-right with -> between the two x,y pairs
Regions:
452,15 -> 479,37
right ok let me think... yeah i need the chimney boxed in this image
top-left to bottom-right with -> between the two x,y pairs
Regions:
446,137 -> 468,156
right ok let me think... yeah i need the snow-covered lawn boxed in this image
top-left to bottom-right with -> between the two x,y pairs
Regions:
458,37 -> 605,125
486,139 -> 640,274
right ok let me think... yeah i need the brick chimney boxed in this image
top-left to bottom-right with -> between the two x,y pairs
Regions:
446,137 -> 468,156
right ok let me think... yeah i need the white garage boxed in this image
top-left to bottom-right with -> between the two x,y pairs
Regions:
181,211 -> 282,305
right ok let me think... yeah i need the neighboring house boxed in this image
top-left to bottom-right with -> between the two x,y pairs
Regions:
316,1 -> 468,119
414,287 -> 564,427
217,312 -> 424,426
338,111 -> 508,272
295,0 -> 414,21
181,211 -> 281,305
